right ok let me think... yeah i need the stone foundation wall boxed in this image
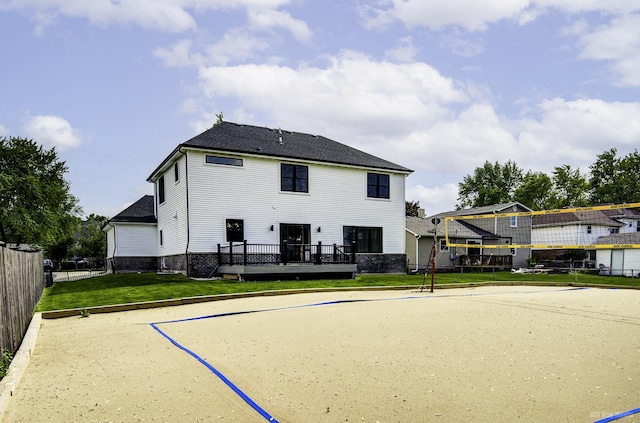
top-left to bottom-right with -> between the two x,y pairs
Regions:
188,253 -> 220,278
107,253 -> 407,277
107,256 -> 156,273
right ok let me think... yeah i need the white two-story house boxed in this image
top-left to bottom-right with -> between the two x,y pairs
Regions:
140,121 -> 412,278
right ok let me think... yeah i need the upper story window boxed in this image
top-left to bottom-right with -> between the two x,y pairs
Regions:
367,173 -> 389,199
226,219 -> 244,242
206,155 -> 243,167
510,216 -> 517,228
587,225 -> 592,234
281,164 -> 308,193
439,239 -> 448,251
174,162 -> 179,183
158,175 -> 165,204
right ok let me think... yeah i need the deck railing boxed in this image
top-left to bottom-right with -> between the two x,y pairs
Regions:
217,241 -> 357,266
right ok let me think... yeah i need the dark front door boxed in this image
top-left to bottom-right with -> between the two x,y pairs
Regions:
280,224 -> 310,262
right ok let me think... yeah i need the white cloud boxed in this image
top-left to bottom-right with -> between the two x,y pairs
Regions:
247,7 -> 312,42
2,0 -> 295,33
407,183 -> 459,215
385,37 -> 418,62
364,0 -> 640,32
575,14 -> 640,86
154,39 -> 200,67
514,98 -> 640,168
197,50 -> 469,132
23,115 -> 82,151
437,30 -> 484,57
0,123 -> 8,136
364,0 -> 531,31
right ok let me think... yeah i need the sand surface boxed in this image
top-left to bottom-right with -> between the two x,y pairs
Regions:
3,285 -> 640,423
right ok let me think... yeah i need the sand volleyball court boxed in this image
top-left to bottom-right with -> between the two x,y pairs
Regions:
3,285 -> 640,422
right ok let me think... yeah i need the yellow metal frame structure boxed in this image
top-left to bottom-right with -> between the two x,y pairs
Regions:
445,203 -> 640,250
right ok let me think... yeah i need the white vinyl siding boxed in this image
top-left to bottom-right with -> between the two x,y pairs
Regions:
183,150 -> 407,254
532,224 -> 612,246
156,155 -> 189,256
108,223 -> 157,257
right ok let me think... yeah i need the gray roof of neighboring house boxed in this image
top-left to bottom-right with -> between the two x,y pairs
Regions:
149,121 -> 413,180
601,208 -> 640,219
532,210 -> 624,228
429,202 -> 531,219
406,216 -> 497,239
108,195 -> 156,224
594,232 -> 640,245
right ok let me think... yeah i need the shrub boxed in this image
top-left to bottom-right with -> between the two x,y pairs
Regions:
0,348 -> 14,380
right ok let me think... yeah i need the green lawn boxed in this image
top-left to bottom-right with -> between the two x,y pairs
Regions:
37,270 -> 639,312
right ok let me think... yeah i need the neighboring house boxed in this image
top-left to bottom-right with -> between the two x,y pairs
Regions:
594,232 -> 640,277
406,202 -> 532,272
531,208 -> 639,261
144,121 -> 412,278
103,195 -> 157,273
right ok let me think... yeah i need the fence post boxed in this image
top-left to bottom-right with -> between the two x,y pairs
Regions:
333,244 -> 338,263
351,241 -> 356,264
316,241 -> 322,264
229,241 -> 234,266
282,240 -> 288,265
217,244 -> 221,265
243,240 -> 248,265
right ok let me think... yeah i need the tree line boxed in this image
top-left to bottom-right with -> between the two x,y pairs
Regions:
406,148 -> 640,215
0,136 -> 106,263
457,148 -> 640,210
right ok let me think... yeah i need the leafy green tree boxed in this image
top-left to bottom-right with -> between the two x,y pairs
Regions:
549,164 -> 589,208
0,136 -> 80,250
406,200 -> 421,217
513,171 -> 554,210
74,214 -> 108,259
589,148 -> 640,204
457,160 -> 524,209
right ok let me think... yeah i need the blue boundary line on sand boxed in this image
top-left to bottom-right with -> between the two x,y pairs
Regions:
151,286 -> 636,422
593,407 -> 640,423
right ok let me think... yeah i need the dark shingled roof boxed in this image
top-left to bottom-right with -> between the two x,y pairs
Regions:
149,121 -> 412,179
109,195 -> 156,224
532,210 -> 623,228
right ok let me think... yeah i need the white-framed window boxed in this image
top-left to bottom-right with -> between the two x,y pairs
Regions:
174,162 -> 179,183
206,155 -> 243,167
587,225 -> 592,234
367,173 -> 390,199
510,216 -> 517,228
158,176 -> 165,205
439,239 -> 448,251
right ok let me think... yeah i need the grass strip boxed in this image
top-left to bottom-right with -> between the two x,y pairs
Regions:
36,271 -> 639,312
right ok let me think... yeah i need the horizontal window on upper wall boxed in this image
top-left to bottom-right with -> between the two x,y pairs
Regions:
205,155 -> 243,166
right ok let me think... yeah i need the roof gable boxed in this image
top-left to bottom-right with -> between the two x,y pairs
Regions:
149,121 -> 412,180
109,195 -> 156,224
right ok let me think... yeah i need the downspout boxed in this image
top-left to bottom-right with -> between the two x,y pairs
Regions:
413,235 -> 421,273
179,146 -> 191,277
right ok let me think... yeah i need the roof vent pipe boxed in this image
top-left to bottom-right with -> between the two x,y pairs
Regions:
278,128 -> 283,144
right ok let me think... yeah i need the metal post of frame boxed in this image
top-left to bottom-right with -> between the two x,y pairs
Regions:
430,217 -> 440,293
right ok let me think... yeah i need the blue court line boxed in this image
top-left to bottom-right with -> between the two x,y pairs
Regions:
593,407 -> 640,423
150,321 -> 279,423
150,286 -> 588,422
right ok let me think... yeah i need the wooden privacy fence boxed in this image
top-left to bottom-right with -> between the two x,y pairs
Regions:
0,247 -> 45,355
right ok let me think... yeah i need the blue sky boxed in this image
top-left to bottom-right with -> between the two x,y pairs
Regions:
1,1 -> 639,218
